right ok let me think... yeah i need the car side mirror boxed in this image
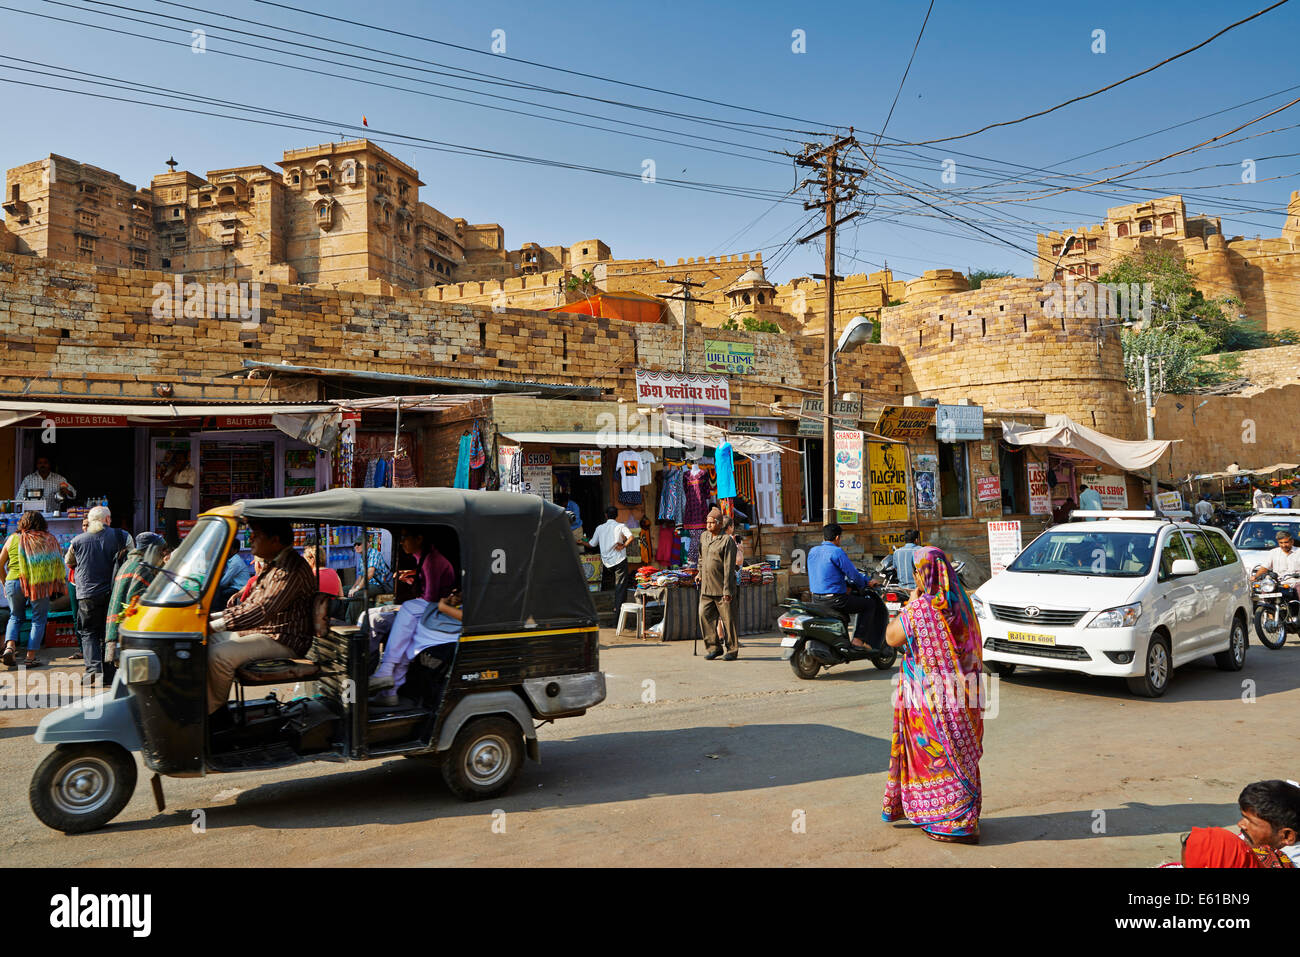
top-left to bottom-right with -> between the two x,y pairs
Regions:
1170,559 -> 1198,576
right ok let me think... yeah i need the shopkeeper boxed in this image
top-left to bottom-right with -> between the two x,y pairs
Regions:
18,455 -> 77,511
160,450 -> 196,550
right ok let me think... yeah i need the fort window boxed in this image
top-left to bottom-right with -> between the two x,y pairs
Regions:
161,257 -> 171,268
582,248 -> 589,255
1116,223 -> 1129,237
1161,215 -> 1174,229
341,160 -> 356,184
1053,269 -> 1063,280
1139,220 -> 1152,233
1089,263 -> 1099,276
76,236 -> 94,253
1051,244 -> 1062,255
78,211 -> 95,226
1087,238 -> 1098,250
742,293 -> 750,304
291,171 -> 301,185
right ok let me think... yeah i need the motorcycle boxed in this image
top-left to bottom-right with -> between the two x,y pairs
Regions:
1251,570 -> 1300,650
777,582 -> 898,679
1211,506 -> 1243,537
874,558 -> 968,619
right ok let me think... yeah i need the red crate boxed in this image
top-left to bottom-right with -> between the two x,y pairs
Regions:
44,620 -> 78,648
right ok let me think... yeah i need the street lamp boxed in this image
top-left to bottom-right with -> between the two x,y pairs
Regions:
1050,234 -> 1077,279
831,315 -> 875,396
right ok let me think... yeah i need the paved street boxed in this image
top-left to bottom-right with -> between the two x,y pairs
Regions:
3,630 -> 1295,867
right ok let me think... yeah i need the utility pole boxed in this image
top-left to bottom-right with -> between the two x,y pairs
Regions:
794,131 -> 862,523
1143,352 -> 1160,514
660,276 -> 712,374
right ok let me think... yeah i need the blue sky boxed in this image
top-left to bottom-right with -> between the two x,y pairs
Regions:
1,0 -> 1297,282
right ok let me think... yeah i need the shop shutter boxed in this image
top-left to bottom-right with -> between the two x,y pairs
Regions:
780,449 -> 803,525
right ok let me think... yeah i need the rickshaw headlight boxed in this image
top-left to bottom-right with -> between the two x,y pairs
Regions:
125,651 -> 159,685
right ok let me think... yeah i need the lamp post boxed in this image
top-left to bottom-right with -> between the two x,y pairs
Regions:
823,315 -> 875,518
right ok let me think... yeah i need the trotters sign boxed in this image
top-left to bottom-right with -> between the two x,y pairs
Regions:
987,521 -> 1023,576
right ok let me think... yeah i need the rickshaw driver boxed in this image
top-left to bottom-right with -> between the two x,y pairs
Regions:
205,518 -> 318,729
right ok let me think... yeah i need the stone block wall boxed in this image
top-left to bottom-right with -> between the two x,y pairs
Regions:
881,277 -> 1143,439
1156,382 -> 1300,480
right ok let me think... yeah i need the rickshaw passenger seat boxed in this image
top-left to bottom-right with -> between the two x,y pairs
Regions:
234,658 -> 323,685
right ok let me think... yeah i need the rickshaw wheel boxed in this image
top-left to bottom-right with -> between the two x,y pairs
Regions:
441,716 -> 523,801
30,743 -> 138,834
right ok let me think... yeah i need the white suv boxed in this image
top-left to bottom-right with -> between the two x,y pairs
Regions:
972,513 -> 1251,697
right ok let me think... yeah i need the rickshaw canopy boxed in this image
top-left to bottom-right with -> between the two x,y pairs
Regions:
231,488 -> 597,637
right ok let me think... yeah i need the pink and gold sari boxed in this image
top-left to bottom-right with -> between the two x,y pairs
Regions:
882,546 -> 984,838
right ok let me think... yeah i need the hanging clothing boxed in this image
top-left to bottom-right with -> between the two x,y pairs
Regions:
658,465 -> 685,524
616,450 -> 643,492
715,442 -> 736,499
394,455 -> 418,489
683,468 -> 711,530
363,458 -> 378,488
882,547 -> 984,840
655,525 -> 676,565
637,451 -> 656,485
373,457 -> 388,489
454,433 -> 472,489
733,457 -> 755,505
468,423 -> 486,469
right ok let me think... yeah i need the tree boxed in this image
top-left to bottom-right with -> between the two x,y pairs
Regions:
721,314 -> 782,333
966,268 -> 1013,290
564,269 -> 596,294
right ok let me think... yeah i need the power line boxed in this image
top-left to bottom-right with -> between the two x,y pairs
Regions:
894,0 -> 1292,146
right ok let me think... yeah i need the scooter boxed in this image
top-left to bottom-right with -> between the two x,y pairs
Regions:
778,583 -> 897,679
1252,570 -> 1300,650
876,558 -> 968,618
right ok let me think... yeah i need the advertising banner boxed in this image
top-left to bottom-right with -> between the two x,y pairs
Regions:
498,446 -> 522,494
976,475 -> 1002,503
833,429 -> 865,514
522,465 -> 553,501
579,450 -> 602,476
868,441 -> 909,523
635,369 -> 730,415
1027,461 -> 1052,514
987,520 -> 1023,576
1156,490 -> 1184,513
799,397 -> 861,437
1080,472 -> 1128,509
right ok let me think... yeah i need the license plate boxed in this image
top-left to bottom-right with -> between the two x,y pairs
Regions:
1008,631 -> 1056,646
886,602 -> 901,614
780,635 -> 799,647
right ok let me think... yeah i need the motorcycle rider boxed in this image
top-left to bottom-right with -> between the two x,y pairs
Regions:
1251,531 -> 1300,618
807,523 -> 884,650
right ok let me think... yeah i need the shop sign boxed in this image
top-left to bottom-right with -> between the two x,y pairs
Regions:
835,510 -> 859,525
729,420 -> 761,434
579,450 -> 602,475
879,531 -> 908,550
43,413 -> 128,428
987,521 -> 1023,576
702,340 -> 755,376
981,443 -> 993,461
799,397 -> 861,437
874,405 -> 935,439
869,441 -> 908,523
523,451 -> 552,467
935,404 -> 984,442
976,475 -> 1001,503
216,414 -> 273,429
1156,490 -> 1184,513
1027,461 -> 1051,515
635,369 -> 730,415
833,429 -> 864,514
1080,472 -> 1128,509
522,465 -> 553,501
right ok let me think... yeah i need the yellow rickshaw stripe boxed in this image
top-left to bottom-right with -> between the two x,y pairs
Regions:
459,626 -> 594,642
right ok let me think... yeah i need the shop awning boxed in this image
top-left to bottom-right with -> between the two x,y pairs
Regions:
1000,414 -> 1177,474
229,360 -> 604,398
1189,463 -> 1299,481
663,416 -> 796,457
501,431 -> 686,449
0,399 -> 335,422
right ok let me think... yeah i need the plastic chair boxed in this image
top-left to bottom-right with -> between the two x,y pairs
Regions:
615,602 -> 640,637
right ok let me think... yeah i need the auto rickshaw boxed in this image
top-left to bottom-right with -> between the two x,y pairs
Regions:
29,488 -> 605,833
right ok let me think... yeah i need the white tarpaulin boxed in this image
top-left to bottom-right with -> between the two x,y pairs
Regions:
1189,463 -> 1299,481
663,416 -> 795,457
1001,414 -> 1175,473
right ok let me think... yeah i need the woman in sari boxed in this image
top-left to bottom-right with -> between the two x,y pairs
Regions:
882,546 -> 984,844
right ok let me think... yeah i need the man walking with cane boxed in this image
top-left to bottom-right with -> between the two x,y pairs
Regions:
698,508 -> 739,661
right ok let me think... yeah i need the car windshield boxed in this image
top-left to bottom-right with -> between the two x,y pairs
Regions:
1235,520 -> 1300,550
142,516 -> 230,606
1008,529 -> 1157,577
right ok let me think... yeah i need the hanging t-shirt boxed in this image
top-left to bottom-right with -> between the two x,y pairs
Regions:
715,442 -> 737,499
617,450 -> 643,493
637,450 -> 656,486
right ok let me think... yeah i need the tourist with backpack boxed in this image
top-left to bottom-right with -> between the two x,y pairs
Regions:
66,505 -> 133,682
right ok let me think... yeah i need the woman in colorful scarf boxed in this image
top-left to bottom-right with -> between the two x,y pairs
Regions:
103,533 -> 169,672
882,545 -> 984,844
3,511 -> 69,667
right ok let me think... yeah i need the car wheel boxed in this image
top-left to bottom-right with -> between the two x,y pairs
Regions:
1214,615 -> 1248,671
1126,633 -> 1171,698
984,661 -> 1017,678
440,716 -> 523,801
29,743 -> 138,834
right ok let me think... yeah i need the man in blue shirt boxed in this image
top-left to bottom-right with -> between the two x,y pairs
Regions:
882,529 -> 921,587
807,523 -> 883,649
